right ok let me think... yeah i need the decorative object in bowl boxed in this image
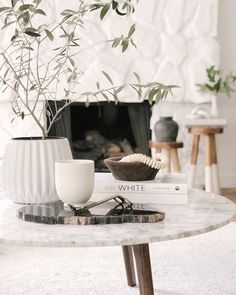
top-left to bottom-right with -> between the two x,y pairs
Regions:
104,153 -> 168,181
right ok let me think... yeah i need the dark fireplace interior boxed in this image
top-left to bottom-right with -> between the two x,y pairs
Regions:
48,101 -> 151,171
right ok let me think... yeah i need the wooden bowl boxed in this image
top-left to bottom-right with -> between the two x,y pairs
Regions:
104,157 -> 159,181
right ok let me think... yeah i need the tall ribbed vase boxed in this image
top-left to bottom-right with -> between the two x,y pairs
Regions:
1,137 -> 72,204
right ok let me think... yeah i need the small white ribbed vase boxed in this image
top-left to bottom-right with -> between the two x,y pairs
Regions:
1,137 -> 72,204
210,96 -> 219,118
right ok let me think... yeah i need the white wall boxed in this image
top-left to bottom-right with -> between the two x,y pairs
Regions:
217,0 -> 236,187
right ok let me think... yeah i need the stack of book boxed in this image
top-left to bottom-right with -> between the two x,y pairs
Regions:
91,173 -> 188,205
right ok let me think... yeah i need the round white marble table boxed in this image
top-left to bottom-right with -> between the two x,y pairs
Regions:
0,190 -> 235,295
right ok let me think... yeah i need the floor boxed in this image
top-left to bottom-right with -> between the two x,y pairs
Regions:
221,188 -> 236,203
221,188 -> 236,221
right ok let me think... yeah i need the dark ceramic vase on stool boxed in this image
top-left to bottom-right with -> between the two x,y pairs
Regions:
154,116 -> 179,142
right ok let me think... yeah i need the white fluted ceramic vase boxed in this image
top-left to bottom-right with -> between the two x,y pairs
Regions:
2,137 -> 72,204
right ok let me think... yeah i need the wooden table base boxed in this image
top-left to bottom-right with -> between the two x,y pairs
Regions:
122,245 -> 136,287
122,244 -> 154,295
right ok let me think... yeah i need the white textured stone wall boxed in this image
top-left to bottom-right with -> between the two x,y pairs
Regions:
0,0 -> 219,184
69,0 -> 220,103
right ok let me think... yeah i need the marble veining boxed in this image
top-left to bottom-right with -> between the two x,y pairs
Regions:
0,190 -> 235,248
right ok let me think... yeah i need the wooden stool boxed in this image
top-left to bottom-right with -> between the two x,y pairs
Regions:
149,140 -> 183,173
188,127 -> 223,194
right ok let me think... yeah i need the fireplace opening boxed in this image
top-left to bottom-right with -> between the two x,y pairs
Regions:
48,100 -> 151,172
71,103 -> 136,171
71,103 -> 136,146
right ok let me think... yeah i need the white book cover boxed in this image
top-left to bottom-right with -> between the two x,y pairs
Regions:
91,173 -> 188,204
94,172 -> 187,194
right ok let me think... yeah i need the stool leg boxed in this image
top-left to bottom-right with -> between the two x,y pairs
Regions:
188,135 -> 200,189
205,134 -> 213,192
155,148 -> 161,154
171,148 -> 181,172
162,148 -> 171,173
211,135 -> 221,194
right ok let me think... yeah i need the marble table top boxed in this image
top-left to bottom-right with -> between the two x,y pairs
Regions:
0,190 -> 235,248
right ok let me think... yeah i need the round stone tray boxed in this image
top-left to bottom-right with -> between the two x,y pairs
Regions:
17,201 -> 165,225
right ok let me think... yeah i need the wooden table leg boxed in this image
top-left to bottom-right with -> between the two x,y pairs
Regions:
155,147 -> 161,154
133,243 -> 154,295
171,148 -> 181,172
205,134 -> 213,192
122,246 -> 136,287
188,134 -> 200,189
211,134 -> 221,194
162,148 -> 171,173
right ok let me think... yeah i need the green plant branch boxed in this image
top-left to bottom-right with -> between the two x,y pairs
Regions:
1,44 -> 55,131
10,5 -> 41,93
25,42 -> 32,105
0,72 -> 46,137
0,53 -> 27,92
197,65 -> 236,97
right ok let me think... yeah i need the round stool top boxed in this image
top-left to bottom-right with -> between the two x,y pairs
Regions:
149,140 -> 184,150
188,127 -> 223,135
